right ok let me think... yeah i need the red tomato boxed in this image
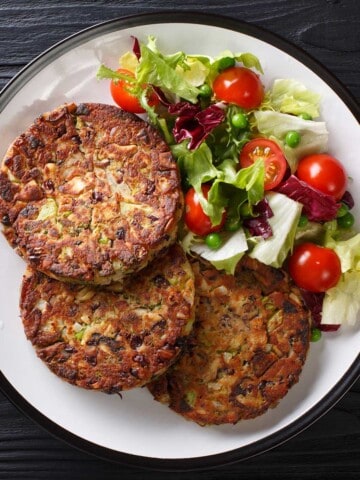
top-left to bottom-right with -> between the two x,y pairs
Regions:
110,69 -> 145,113
184,185 -> 226,236
239,138 -> 287,190
213,66 -> 264,109
288,242 -> 341,292
297,153 -> 347,200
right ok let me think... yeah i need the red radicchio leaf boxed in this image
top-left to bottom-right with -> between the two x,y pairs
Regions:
319,324 -> 341,332
168,101 -> 200,116
341,190 -> 354,210
299,290 -> 340,331
276,175 -> 339,222
243,198 -> 274,239
132,36 -> 141,60
151,86 -> 172,107
170,102 -> 225,150
300,290 -> 324,327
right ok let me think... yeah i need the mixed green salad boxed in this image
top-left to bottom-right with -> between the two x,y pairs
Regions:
97,36 -> 359,338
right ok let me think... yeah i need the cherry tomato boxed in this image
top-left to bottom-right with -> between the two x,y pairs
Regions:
288,242 -> 341,292
239,138 -> 287,190
110,69 -> 144,113
297,153 -> 348,200
184,184 -> 226,236
213,66 -> 264,109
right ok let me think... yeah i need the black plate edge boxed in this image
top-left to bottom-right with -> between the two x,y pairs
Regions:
0,10 -> 359,472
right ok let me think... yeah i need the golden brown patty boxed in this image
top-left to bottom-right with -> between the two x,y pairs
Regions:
0,103 -> 182,284
148,256 -> 311,425
20,244 -> 195,393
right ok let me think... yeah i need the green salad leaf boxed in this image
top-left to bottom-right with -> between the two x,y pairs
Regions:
322,233 -> 360,326
253,110 -> 328,172
325,233 -> 360,273
96,64 -> 135,83
183,228 -> 248,275
172,141 -> 265,226
267,79 -> 321,118
249,192 -> 303,268
322,271 -> 360,326
136,40 -> 200,103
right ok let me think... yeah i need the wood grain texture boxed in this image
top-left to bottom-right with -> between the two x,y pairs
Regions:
0,1 -> 359,478
0,382 -> 359,479
0,0 -> 359,99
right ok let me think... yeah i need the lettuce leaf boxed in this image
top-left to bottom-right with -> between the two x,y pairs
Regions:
172,141 -> 265,226
175,57 -> 210,86
253,110 -> 328,172
267,79 -> 321,118
249,192 -> 303,268
118,51 -> 139,73
325,232 -> 360,273
321,233 -> 360,326
136,40 -> 200,103
184,228 -> 248,275
322,271 -> 360,326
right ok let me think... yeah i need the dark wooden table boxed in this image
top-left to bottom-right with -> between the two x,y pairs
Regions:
0,1 -> 359,479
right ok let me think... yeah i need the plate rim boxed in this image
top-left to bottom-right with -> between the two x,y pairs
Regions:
0,10 -> 359,471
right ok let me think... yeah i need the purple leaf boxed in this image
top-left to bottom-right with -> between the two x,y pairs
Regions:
276,175 -> 339,222
170,102 -> 225,150
168,101 -> 200,116
300,290 -> 324,327
151,86 -> 172,107
341,190 -> 354,209
132,36 -> 141,60
254,197 -> 274,219
319,324 -> 341,332
243,198 -> 274,239
300,289 -> 340,331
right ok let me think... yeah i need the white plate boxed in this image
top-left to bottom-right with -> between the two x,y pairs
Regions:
0,12 -> 359,470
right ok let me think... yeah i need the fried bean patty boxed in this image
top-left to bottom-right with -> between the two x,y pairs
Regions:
0,103 -> 182,284
149,256 -> 311,425
20,244 -> 195,393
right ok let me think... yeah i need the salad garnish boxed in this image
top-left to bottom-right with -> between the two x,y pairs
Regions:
97,35 -> 359,335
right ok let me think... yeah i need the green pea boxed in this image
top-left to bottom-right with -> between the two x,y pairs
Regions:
298,214 -> 308,228
285,130 -> 301,148
198,83 -> 212,98
311,328 -> 322,342
298,112 -> 312,120
337,212 -> 355,229
231,113 -> 248,129
336,203 -> 349,218
218,56 -> 235,71
205,232 -> 222,250
225,217 -> 242,232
